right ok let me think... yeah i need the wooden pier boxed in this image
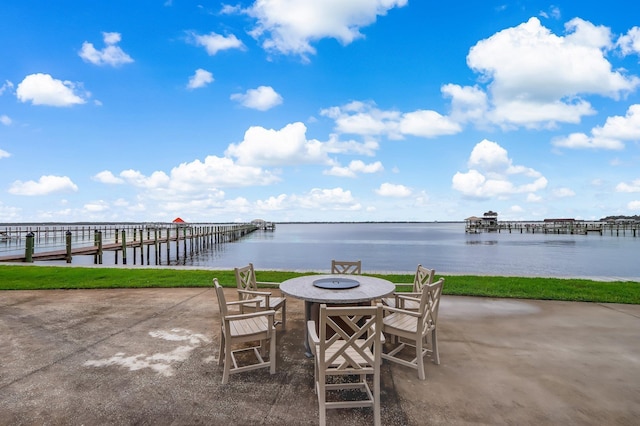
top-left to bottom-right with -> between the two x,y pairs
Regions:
465,220 -> 639,236
0,222 -> 261,265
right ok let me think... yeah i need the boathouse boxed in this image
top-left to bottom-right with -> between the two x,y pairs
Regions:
465,211 -> 498,233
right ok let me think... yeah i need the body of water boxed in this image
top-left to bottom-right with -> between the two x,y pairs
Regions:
199,222 -> 638,279
5,222 -> 639,280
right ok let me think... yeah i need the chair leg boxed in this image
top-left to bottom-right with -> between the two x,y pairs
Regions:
374,371 -> 381,426
318,378 -> 326,426
222,342 -> 232,385
217,331 -> 225,366
281,302 -> 286,329
431,328 -> 440,365
416,336 -> 426,381
270,330 -> 277,374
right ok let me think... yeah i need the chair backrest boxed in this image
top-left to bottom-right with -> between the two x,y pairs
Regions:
235,263 -> 257,300
318,303 -> 382,374
418,278 -> 444,335
213,278 -> 228,318
331,259 -> 362,275
413,264 -> 436,293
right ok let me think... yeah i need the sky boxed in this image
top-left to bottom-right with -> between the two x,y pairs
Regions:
1,0 -> 640,224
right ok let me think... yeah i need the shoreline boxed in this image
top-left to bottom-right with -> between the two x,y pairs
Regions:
2,261 -> 639,283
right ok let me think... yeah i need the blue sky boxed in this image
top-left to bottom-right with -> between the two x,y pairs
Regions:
1,0 -> 640,223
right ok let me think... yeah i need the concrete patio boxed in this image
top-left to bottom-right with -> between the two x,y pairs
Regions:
1,287 -> 639,425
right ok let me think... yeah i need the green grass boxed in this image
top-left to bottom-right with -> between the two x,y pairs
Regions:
0,265 -> 638,304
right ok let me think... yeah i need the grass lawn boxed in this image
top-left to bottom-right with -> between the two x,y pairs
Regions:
1,265 -> 638,304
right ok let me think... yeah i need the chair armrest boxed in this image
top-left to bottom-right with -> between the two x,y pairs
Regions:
238,289 -> 272,297
370,324 -> 385,344
307,320 -> 319,345
382,305 -> 421,317
225,299 -> 261,308
392,283 -> 414,291
238,289 -> 271,307
396,292 -> 421,298
225,309 -> 276,322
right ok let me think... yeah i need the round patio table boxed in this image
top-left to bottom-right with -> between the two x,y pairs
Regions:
280,274 -> 395,356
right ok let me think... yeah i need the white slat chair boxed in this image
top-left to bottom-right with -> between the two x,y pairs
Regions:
382,264 -> 435,310
381,278 -> 444,380
307,303 -> 383,426
330,259 -> 362,275
213,279 -> 277,384
235,263 -> 287,329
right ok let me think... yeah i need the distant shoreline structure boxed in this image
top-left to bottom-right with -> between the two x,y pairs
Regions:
465,211 -> 640,235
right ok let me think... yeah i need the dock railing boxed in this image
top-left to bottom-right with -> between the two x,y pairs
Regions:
0,222 -> 261,265
465,220 -> 639,236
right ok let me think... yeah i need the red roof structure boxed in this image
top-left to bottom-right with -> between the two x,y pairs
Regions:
172,217 -> 185,223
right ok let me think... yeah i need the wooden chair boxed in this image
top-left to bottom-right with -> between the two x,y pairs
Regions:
382,264 -> 435,310
381,278 -> 444,380
213,279 -> 277,385
331,259 -> 362,275
307,303 -> 383,426
234,263 -> 287,329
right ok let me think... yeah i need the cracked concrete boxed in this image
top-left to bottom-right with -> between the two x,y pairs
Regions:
1,287 -> 639,425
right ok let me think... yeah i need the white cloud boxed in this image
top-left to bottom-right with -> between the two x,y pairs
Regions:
295,187 -> 361,211
628,200 -> 640,211
79,32 -> 134,66
191,32 -> 244,55
187,69 -> 214,89
16,73 -> 87,107
467,17 -> 640,128
0,149 -> 10,159
552,188 -> 576,198
617,26 -> 640,56
321,101 -> 461,139
399,110 -> 461,137
553,104 -> 640,150
452,139 -> 548,198
551,132 -> 623,150
616,179 -> 640,193
93,170 -> 124,184
322,135 -> 379,156
324,160 -> 383,177
0,80 -> 14,95
0,115 -> 11,126
255,194 -> 288,211
84,200 -> 109,212
441,84 -> 488,124
246,0 -> 408,59
539,6 -> 561,20
375,183 -> 412,197
230,86 -> 282,110
226,122 -> 330,166
101,156 -> 279,206
9,175 -> 78,196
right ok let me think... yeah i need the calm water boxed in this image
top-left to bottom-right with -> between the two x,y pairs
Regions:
8,222 -> 640,279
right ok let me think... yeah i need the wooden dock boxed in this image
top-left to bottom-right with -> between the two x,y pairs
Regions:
0,222 -> 261,265
465,220 -> 640,236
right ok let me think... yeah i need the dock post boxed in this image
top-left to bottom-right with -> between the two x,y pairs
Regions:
183,226 -> 187,258
65,230 -> 72,263
121,230 -> 127,265
94,230 -> 99,264
166,227 -> 170,265
25,232 -> 34,262
97,231 -> 103,264
133,229 -> 137,265
154,228 -> 159,265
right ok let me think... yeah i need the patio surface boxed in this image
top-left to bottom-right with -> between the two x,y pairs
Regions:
1,286 -> 639,425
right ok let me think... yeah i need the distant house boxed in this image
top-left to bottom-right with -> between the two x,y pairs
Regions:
465,211 -> 498,232
251,219 -> 275,231
173,217 -> 185,223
